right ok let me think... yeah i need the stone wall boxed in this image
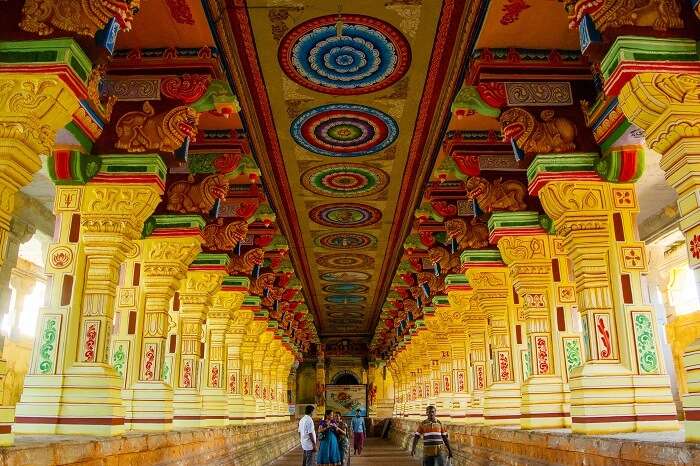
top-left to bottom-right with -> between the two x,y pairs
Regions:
389,418 -> 700,466
0,421 -> 299,466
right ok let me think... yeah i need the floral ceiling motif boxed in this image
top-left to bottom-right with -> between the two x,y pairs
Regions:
290,104 -> 398,157
278,14 -> 411,95
301,163 -> 389,198
309,203 -> 382,228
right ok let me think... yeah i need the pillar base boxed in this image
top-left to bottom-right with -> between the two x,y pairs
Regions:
14,365 -> 125,436
0,406 -> 13,446
683,393 -> 700,442
200,389 -> 228,426
173,388 -> 204,428
569,365 -> 679,434
123,382 -> 173,431
520,376 -> 570,429
483,382 -> 521,426
253,399 -> 266,423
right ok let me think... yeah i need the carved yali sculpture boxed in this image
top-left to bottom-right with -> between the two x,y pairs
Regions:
567,0 -> 683,32
499,108 -> 576,155
202,220 -> 248,251
249,272 -> 276,296
166,174 -> 228,215
20,0 -> 141,36
465,177 -> 527,213
227,248 -> 264,275
445,218 -> 489,249
427,246 -> 461,273
115,101 -> 199,153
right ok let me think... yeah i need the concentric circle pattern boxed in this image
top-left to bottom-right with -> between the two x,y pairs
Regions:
291,104 -> 398,157
320,271 -> 371,282
279,15 -> 411,95
325,295 -> 366,304
316,232 -> 377,250
310,203 -> 382,228
323,283 -> 369,293
302,163 -> 389,198
327,311 -> 364,319
317,253 -> 374,269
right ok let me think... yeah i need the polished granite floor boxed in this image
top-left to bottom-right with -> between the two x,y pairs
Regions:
271,437 -> 421,465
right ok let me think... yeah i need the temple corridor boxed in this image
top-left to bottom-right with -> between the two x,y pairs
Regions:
272,437 -> 421,466
1,0 -> 700,465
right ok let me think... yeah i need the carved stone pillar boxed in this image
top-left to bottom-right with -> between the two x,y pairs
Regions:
422,306 -> 452,415
115,216 -> 203,431
0,38 -> 88,443
463,250 -> 521,426
242,317 -> 267,421
616,68 -> 700,439
225,297 -> 255,425
202,277 -> 247,427
15,155 -> 164,436
252,331 -> 273,423
530,153 -> 678,434
315,352 -> 326,416
262,338 -> 281,422
172,256 -> 228,428
495,218 -> 570,429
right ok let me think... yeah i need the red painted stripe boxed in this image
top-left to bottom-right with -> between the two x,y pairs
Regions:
0,425 -> 11,434
189,265 -> 227,271
126,418 -> 173,424
90,174 -> 165,191
684,410 -> 700,421
604,61 -> 700,97
571,414 -> 677,423
53,150 -> 72,180
520,412 -> 570,418
483,414 -> 521,420
150,228 -> 203,238
14,416 -> 124,425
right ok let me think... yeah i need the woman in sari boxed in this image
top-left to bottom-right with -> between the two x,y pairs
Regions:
334,412 -> 349,465
317,410 -> 345,466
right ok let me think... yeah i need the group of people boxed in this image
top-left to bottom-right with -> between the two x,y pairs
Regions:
298,406 -> 366,466
298,404 -> 452,466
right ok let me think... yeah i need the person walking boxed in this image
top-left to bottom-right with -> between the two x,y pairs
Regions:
299,405 -> 317,466
334,412 -> 349,465
350,408 -> 366,456
411,405 -> 453,466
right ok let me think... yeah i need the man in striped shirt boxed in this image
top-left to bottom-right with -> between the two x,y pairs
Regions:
410,405 -> 452,466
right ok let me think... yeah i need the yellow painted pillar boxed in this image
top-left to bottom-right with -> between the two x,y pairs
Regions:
115,216 -> 204,431
252,330 -> 273,422
172,256 -> 228,428
618,70 -> 700,440
225,297 -> 255,424
494,219 -> 570,429
261,337 -> 280,421
274,350 -> 294,420
16,155 -> 164,436
315,351 -> 326,416
423,307 -> 453,417
463,251 -> 522,426
202,277 -> 248,426
242,317 -> 268,421
0,38 -> 88,442
530,154 -> 678,434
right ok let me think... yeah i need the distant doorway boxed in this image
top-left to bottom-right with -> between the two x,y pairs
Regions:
332,371 -> 360,385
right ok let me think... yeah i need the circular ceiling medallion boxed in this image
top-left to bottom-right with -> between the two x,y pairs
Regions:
291,104 -> 398,157
323,283 -> 370,293
326,303 -> 365,311
327,311 -> 364,319
302,163 -> 389,197
316,232 -> 377,250
317,253 -> 374,269
320,271 -> 371,282
309,203 -> 382,228
279,15 -> 411,95
325,295 -> 367,304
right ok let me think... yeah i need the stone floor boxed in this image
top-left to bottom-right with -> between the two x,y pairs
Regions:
271,437 -> 421,466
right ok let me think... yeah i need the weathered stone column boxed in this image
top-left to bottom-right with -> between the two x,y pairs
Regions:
172,254 -> 228,428
202,276 -> 248,426
530,153 -> 678,434
16,154 -> 165,436
225,297 -> 256,424
463,250 -> 521,426
493,213 -> 570,429
115,215 -> 203,431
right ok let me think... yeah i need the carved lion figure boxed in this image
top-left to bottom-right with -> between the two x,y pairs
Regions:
166,174 -> 228,214
427,246 -> 461,273
465,177 -> 527,213
202,220 -> 248,251
499,108 -> 576,155
20,0 -> 140,36
115,101 -> 199,153
227,247 -> 264,275
567,0 -> 683,32
249,272 -> 276,296
416,272 -> 445,296
445,218 -> 489,250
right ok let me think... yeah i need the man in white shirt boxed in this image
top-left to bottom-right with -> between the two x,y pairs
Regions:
298,405 -> 317,466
